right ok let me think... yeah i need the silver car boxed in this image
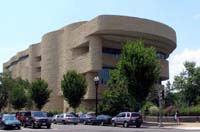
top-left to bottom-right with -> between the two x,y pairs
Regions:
54,113 -> 79,125
111,112 -> 143,128
52,114 -> 59,124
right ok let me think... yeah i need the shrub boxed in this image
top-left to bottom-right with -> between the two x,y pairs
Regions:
180,105 -> 200,116
149,106 -> 159,116
141,101 -> 154,115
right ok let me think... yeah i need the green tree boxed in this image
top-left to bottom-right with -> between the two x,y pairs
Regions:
61,70 -> 87,112
118,40 -> 160,109
0,72 -> 14,112
15,77 -> 30,90
29,79 -> 52,110
10,85 -> 27,110
14,78 -> 32,109
99,70 -> 131,116
173,61 -> 200,106
0,84 -> 8,112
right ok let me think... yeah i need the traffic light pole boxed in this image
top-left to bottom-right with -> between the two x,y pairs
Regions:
158,88 -> 163,127
158,96 -> 162,127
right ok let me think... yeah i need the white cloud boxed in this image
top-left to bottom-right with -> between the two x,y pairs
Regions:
167,49 -> 200,84
193,14 -> 200,20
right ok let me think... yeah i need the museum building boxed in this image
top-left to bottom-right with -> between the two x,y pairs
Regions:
3,15 -> 176,111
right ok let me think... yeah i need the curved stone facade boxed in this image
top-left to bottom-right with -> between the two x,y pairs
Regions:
3,15 -> 176,112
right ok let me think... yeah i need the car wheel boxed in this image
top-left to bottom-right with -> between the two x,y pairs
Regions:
23,123 -> 27,128
100,121 -> 104,126
62,120 -> 66,124
112,121 -> 116,127
123,122 -> 129,128
47,124 -> 51,129
2,125 -> 7,130
136,124 -> 141,128
53,120 -> 57,124
83,121 -> 87,125
74,123 -> 78,125
31,122 -> 35,129
17,126 -> 21,129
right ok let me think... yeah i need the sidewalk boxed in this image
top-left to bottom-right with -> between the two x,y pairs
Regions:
143,122 -> 200,130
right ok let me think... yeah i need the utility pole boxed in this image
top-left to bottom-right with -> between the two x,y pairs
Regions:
158,85 -> 164,127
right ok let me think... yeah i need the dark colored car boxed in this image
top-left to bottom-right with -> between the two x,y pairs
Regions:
111,112 -> 143,128
79,114 -> 96,125
96,115 -> 112,126
23,111 -> 51,129
0,114 -> 2,121
0,114 -> 21,130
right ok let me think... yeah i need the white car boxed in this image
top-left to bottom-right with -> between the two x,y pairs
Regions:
53,113 -> 79,125
52,114 -> 59,124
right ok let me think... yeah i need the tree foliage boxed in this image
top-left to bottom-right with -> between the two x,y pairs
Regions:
14,78 -> 32,109
29,79 -> 52,110
118,40 -> 160,106
0,72 -> 14,112
61,70 -> 87,112
0,84 -> 7,112
100,40 -> 160,113
99,70 -> 131,115
10,85 -> 27,110
173,61 -> 200,106
15,77 -> 30,90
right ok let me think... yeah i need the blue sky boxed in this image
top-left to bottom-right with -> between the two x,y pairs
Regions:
1,0 -> 200,83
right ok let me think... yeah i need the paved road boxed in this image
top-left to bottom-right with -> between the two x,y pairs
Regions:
0,124 -> 199,132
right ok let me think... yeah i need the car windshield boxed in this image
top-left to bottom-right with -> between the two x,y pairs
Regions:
4,115 -> 16,120
100,115 -> 110,118
32,112 -> 47,117
65,114 -> 74,117
87,114 -> 95,118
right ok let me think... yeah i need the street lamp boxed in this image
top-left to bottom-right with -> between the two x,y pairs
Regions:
94,75 -> 99,116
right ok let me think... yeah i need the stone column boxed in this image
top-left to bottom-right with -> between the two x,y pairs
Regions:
88,36 -> 102,71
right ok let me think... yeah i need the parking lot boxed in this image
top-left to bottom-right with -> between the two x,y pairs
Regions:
1,124 -> 200,132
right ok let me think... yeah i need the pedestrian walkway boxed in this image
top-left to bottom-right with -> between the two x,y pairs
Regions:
166,122 -> 200,130
144,122 -> 200,130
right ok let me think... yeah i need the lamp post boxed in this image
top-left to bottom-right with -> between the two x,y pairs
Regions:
94,76 -> 99,116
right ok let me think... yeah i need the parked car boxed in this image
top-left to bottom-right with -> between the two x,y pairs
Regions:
0,114 -> 21,130
96,115 -> 112,126
54,113 -> 79,125
52,114 -> 59,124
16,111 -> 26,123
79,114 -> 96,125
0,114 -> 2,121
111,112 -> 143,128
23,111 -> 51,129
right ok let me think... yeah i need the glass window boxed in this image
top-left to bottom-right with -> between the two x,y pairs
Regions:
156,52 -> 167,59
121,113 -> 126,117
32,112 -> 47,117
103,47 -> 121,59
19,55 -> 29,62
131,113 -> 140,117
98,66 -> 115,84
35,56 -> 41,61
